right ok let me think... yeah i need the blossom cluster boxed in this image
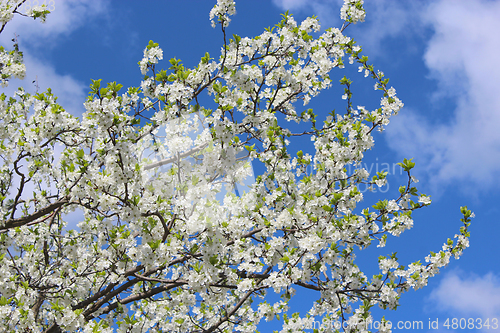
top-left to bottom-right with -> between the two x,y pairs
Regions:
0,1 -> 473,333
209,0 -> 236,28
0,43 -> 25,86
340,0 -> 366,24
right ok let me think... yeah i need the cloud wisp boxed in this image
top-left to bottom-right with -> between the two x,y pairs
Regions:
427,270 -> 500,329
0,0 -> 109,48
0,0 -> 110,115
386,0 -> 500,192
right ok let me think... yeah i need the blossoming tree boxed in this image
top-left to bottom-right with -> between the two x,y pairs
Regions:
0,0 -> 473,332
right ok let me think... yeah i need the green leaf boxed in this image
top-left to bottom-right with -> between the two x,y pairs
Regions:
209,255 -> 218,266
89,78 -> 102,94
76,149 -> 84,160
148,239 -> 161,250
311,262 -> 321,271
373,199 -> 388,211
99,87 -> 108,96
460,206 -> 472,218
232,33 -> 241,44
169,57 -> 182,70
147,40 -> 159,50
322,205 -> 333,212
244,144 -> 255,152
106,81 -> 123,95
339,76 -> 352,85
201,52 -> 211,64
0,296 -> 8,306
397,158 -> 415,172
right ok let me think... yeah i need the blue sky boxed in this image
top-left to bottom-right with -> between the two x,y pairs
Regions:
2,0 -> 500,331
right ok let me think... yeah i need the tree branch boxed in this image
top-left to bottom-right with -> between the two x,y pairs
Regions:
0,196 -> 70,231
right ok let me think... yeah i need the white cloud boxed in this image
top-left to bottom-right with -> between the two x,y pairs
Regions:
385,0 -> 500,191
0,55 -> 87,116
428,271 -> 500,324
0,0 -> 109,47
0,0 -> 110,114
351,1 -> 416,56
24,53 -> 87,114
272,0 -> 311,11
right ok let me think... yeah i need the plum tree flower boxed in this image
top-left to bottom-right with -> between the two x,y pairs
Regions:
0,1 -> 474,332
340,0 -> 366,24
209,0 -> 236,28
418,194 -> 432,205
